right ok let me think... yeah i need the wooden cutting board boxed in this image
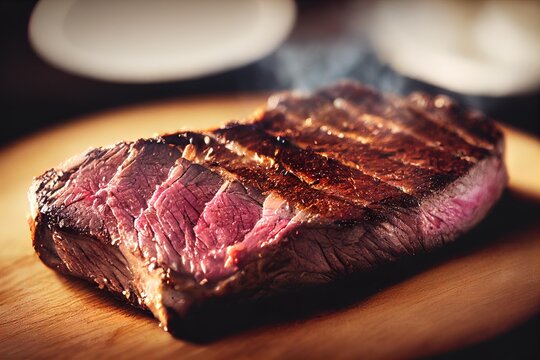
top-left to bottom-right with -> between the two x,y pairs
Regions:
1,94 -> 539,359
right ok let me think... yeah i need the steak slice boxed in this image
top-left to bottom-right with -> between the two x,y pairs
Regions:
29,81 -> 507,333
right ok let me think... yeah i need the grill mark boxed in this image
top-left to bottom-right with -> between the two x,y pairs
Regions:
162,132 -> 369,222
258,111 -> 451,196
335,100 -> 474,174
406,94 -> 492,150
316,82 -> 489,161
268,94 -> 472,176
335,97 -> 486,163
157,82 -> 501,225
385,94 -> 490,159
212,123 -> 416,209
407,92 -> 502,148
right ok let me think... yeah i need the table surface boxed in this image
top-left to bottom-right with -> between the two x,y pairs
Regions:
1,95 -> 539,359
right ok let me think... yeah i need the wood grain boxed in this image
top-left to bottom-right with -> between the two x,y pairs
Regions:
1,95 -> 539,359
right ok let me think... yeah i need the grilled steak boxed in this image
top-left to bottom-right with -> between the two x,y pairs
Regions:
29,81 -> 507,333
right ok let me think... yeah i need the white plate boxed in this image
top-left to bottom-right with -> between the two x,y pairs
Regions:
361,0 -> 540,96
29,0 -> 296,83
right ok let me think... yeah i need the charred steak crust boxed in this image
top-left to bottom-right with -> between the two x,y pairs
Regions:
29,81 -> 507,331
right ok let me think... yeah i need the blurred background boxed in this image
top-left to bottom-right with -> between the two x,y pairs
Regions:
1,0 -> 539,148
0,0 -> 538,357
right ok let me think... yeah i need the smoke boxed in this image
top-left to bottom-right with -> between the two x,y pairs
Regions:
265,39 -> 366,90
255,37 -> 408,95
252,0 -> 408,94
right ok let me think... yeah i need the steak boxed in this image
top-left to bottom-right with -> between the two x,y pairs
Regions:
29,81 -> 507,334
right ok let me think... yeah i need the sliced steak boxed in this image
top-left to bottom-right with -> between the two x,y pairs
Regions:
29,81 -> 507,333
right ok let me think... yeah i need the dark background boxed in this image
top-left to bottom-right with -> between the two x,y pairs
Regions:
1,1 -> 538,358
1,0 -> 539,148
